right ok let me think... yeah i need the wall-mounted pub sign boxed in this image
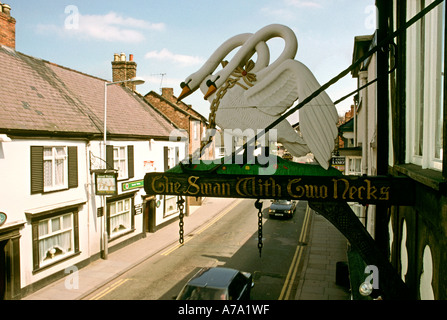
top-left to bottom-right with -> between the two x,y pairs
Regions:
0,212 -> 7,227
144,172 -> 414,205
95,171 -> 118,196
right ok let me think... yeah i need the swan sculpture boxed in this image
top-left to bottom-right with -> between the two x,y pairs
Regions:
178,24 -> 339,169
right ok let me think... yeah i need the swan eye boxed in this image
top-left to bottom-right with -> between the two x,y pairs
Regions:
181,79 -> 192,89
206,80 -> 214,87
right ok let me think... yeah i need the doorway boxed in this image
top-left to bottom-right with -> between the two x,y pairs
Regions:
0,240 -> 6,300
143,198 -> 156,233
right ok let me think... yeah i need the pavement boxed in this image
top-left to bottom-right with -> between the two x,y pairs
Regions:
22,197 -> 350,301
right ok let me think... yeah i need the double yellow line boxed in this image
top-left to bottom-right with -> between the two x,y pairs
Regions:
89,278 -> 131,300
160,199 -> 243,256
278,204 -> 312,300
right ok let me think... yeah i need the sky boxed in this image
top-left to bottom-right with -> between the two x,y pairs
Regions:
7,0 -> 376,118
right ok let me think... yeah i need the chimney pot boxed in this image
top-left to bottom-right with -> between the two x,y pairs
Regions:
129,54 -> 134,62
114,53 -> 120,61
2,4 -> 10,16
120,53 -> 126,61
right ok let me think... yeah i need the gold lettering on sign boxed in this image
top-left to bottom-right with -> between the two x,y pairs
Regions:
152,175 -> 182,194
185,176 -> 200,195
236,177 -> 281,198
287,179 -> 328,199
146,174 -> 396,203
185,176 -> 231,196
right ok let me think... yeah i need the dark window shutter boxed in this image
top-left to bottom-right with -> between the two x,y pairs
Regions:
32,223 -> 40,270
106,145 -> 114,171
127,145 -> 134,179
164,146 -> 169,171
30,146 -> 44,194
73,212 -> 80,253
68,146 -> 78,189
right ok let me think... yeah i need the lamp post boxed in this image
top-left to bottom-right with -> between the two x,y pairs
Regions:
102,76 -> 145,260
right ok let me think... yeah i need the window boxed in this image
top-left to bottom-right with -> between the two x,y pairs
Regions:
346,157 -> 362,175
31,146 -> 78,194
106,145 -> 134,180
44,147 -> 67,190
164,146 -> 179,171
38,214 -> 74,266
114,146 -> 127,180
164,196 -> 178,217
406,1 -> 445,171
193,121 -> 200,140
107,196 -> 135,238
31,208 -> 80,271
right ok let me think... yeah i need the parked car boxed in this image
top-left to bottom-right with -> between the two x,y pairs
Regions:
268,200 -> 297,218
176,267 -> 254,300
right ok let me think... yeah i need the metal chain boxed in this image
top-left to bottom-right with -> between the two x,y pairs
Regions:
177,196 -> 186,244
255,199 -> 263,257
200,60 -> 257,155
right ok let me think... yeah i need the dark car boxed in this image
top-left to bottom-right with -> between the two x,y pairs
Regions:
268,200 -> 297,218
176,267 -> 253,300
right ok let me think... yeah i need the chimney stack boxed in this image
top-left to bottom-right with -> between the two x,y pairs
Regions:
112,53 -> 138,91
0,3 -> 16,49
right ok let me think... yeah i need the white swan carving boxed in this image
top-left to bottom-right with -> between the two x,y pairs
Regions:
178,24 -> 339,169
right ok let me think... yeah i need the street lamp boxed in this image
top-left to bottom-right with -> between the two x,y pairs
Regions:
102,76 -> 145,260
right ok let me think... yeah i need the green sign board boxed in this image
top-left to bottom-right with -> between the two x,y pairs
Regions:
122,180 -> 144,192
144,172 -> 414,205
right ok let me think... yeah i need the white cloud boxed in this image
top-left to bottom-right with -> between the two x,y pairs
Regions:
37,11 -> 165,43
145,48 -> 205,67
284,0 -> 323,8
261,0 -> 323,19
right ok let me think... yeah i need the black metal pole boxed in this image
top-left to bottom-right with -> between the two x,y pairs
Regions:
375,0 -> 391,259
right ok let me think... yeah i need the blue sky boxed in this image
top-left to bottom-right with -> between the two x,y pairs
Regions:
8,0 -> 376,117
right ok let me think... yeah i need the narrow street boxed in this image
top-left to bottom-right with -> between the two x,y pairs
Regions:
83,199 -> 310,300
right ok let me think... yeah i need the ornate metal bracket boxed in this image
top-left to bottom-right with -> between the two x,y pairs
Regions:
307,201 -> 412,300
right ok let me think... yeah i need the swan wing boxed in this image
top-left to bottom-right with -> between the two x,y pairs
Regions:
245,59 -> 338,169
244,61 -> 299,116
292,61 -> 339,169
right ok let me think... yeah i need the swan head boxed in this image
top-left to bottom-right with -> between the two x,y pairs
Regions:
203,74 -> 222,100
177,73 -> 200,102
178,67 -> 224,102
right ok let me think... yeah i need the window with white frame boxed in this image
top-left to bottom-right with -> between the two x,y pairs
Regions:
193,121 -> 199,140
164,196 -> 178,217
165,146 -> 178,170
31,146 -> 78,195
406,0 -> 445,171
37,213 -> 75,267
43,146 -> 68,191
109,198 -> 132,237
346,157 -> 362,175
114,146 -> 127,180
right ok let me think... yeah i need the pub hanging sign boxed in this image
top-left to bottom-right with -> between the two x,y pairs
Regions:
144,172 -> 414,205
95,171 -> 118,196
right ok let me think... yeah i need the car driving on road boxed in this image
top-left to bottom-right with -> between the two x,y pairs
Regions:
268,200 -> 297,219
176,267 -> 254,300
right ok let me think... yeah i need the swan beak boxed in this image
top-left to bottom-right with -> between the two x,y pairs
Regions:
177,85 -> 192,103
204,84 -> 217,100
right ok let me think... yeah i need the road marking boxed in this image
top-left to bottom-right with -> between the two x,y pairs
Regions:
89,278 -> 131,300
278,204 -> 312,300
160,199 -> 243,256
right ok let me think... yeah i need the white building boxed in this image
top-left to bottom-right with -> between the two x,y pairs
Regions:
0,6 -> 186,299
